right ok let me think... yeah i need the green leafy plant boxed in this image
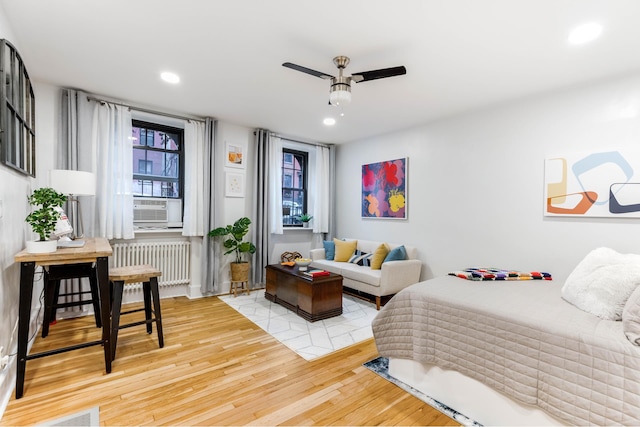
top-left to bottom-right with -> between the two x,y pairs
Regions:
25,187 -> 67,241
297,213 -> 313,222
208,217 -> 257,263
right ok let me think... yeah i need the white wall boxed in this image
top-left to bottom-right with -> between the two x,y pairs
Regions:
213,125 -> 323,285
0,4 -> 23,412
0,7 -> 61,413
336,73 -> 640,283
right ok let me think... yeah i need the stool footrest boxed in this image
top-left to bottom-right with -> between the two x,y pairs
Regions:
55,299 -> 100,309
119,319 -> 156,330
120,307 -> 149,316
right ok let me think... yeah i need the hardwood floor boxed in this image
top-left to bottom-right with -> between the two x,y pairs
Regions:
1,296 -> 460,426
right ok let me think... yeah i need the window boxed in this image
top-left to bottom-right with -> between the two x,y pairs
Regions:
282,148 -> 308,226
132,120 -> 183,198
0,39 -> 36,176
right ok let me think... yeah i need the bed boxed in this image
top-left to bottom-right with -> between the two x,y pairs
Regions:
371,274 -> 640,426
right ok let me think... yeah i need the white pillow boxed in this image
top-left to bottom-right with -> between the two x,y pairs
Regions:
623,285 -> 640,345
561,247 -> 640,320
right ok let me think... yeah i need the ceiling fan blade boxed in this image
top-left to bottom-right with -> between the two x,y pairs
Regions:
282,62 -> 334,80
351,66 -> 407,83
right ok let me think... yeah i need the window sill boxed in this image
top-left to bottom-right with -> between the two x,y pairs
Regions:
284,227 -> 314,232
134,227 -> 183,235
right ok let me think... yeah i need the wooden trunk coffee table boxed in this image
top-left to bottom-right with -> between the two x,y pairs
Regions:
265,264 -> 343,322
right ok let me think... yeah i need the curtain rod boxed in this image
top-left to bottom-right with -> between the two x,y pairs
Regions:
255,131 -> 331,149
86,95 -> 206,123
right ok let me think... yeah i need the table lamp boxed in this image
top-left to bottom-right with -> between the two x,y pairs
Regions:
50,169 -> 96,239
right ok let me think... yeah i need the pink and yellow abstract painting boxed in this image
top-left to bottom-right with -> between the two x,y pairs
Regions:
362,158 -> 407,219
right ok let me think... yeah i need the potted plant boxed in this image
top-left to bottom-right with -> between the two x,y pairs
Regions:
25,187 -> 67,253
297,213 -> 313,228
208,217 -> 257,282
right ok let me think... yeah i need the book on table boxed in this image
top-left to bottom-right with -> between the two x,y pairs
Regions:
303,268 -> 330,278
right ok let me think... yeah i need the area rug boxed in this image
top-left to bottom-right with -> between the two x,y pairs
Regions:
364,357 -> 481,427
219,289 -> 378,360
36,406 -> 99,426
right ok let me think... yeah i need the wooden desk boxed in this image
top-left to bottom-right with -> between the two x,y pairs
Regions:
14,237 -> 113,399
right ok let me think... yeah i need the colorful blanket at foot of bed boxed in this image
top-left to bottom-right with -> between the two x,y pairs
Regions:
449,267 -> 552,281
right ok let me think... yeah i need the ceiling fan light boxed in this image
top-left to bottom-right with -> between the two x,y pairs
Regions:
329,85 -> 351,106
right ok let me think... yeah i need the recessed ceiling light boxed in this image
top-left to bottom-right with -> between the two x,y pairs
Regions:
160,71 -> 180,84
568,22 -> 602,45
323,118 -> 336,126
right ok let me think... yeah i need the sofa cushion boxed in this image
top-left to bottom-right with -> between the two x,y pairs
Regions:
311,259 -> 342,275
384,245 -> 407,262
334,238 -> 357,262
349,249 -> 371,267
339,263 -> 382,287
371,243 -> 390,270
323,240 -> 335,260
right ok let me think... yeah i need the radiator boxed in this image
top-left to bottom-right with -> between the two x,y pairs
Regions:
111,241 -> 191,288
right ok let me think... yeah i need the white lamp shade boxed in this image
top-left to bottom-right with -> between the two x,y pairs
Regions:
50,169 -> 96,196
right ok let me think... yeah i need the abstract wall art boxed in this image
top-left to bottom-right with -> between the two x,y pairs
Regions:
544,150 -> 640,217
362,157 -> 407,219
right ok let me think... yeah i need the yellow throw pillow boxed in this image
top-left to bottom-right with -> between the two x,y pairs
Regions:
334,238 -> 357,262
370,243 -> 390,270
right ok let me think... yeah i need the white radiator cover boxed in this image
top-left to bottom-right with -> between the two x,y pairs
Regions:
111,241 -> 191,290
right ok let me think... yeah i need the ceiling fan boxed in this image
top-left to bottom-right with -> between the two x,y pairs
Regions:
282,56 -> 407,106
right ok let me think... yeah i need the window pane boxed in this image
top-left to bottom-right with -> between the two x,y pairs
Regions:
12,51 -> 20,107
131,121 -> 183,201
281,148 -> 308,226
4,46 -> 11,102
133,179 -> 154,197
162,152 -> 179,178
133,147 -> 148,173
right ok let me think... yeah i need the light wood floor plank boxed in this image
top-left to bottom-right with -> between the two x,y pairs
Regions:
1,295 -> 460,426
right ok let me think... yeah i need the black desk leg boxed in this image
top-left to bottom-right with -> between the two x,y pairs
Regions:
96,257 -> 112,373
16,261 -> 35,399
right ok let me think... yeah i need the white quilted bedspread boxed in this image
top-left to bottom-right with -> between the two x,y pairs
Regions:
372,275 -> 640,426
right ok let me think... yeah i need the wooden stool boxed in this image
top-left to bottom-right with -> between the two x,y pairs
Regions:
109,264 -> 164,359
42,263 -> 101,338
230,280 -> 249,297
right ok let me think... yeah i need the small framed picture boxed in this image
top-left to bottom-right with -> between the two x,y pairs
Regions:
225,141 -> 245,169
225,172 -> 245,198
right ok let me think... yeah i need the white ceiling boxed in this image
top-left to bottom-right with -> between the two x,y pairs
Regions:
2,0 -> 640,144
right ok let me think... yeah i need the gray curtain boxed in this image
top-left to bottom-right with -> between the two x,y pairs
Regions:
56,89 -> 97,317
327,144 -> 337,240
251,129 -> 271,287
201,118 -> 221,294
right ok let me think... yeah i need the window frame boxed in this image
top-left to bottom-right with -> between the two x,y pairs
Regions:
131,119 -> 184,199
0,39 -> 36,177
282,148 -> 308,227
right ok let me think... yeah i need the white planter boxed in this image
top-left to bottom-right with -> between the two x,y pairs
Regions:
25,240 -> 57,254
303,222 -> 310,228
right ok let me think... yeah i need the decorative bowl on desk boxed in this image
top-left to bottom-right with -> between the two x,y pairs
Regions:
295,258 -> 312,271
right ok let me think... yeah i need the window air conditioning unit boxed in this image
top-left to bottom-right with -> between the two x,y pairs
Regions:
133,197 -> 183,228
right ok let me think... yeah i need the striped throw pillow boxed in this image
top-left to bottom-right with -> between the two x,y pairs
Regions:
349,250 -> 371,267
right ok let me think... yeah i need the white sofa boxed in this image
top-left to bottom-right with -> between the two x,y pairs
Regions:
309,239 -> 422,309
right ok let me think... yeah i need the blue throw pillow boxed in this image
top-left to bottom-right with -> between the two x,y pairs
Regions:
384,245 -> 407,263
323,240 -> 335,260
